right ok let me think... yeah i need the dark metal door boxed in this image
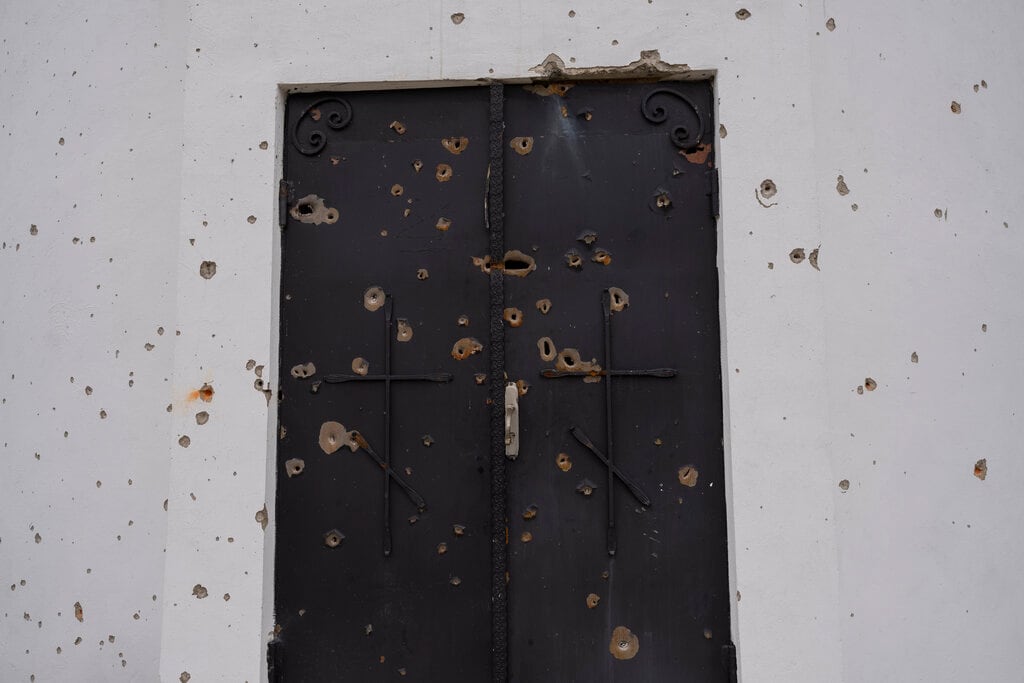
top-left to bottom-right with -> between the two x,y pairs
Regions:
276,81 -> 729,682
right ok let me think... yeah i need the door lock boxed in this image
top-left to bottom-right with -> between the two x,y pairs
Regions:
505,382 -> 520,459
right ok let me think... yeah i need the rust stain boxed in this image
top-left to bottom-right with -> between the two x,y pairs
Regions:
974,459 -> 987,480
510,137 -> 534,155
682,143 -> 712,164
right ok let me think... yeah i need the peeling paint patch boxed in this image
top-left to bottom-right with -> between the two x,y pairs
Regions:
529,50 -> 690,80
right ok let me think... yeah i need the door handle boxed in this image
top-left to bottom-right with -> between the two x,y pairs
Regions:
505,382 -> 520,459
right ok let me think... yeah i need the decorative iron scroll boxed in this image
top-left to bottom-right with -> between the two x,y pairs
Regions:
291,97 -> 353,155
640,87 -> 705,151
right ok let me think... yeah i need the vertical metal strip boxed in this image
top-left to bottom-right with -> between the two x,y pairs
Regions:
487,82 -> 508,682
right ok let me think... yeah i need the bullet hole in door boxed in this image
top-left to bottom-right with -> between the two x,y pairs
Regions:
352,357 -> 369,375
609,626 -> 639,659
510,137 -> 534,155
537,337 -> 557,362
290,362 -> 316,379
451,337 -> 483,360
323,529 -> 345,548
536,298 -> 552,314
364,286 -> 386,311
608,287 -> 629,312
290,194 -> 338,225
441,137 -> 469,154
435,164 -> 453,182
199,261 -> 217,279
503,307 -> 524,327
285,458 -> 305,477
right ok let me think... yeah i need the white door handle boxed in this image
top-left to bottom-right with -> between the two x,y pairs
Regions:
505,382 -> 520,459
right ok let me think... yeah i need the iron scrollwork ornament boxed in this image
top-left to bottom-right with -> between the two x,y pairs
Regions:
640,87 -> 705,152
291,97 -> 353,156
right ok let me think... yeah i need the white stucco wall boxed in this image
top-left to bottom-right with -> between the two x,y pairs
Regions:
1,1 -> 1022,682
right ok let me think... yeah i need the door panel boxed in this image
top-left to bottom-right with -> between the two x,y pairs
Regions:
276,81 -> 729,682
502,81 -> 729,682
277,87 -> 493,681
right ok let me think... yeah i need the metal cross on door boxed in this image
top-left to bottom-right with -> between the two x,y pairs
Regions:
274,81 -> 732,682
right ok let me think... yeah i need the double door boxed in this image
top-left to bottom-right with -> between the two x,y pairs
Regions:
274,80 -> 731,682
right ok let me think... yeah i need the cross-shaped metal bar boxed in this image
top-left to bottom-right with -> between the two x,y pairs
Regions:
541,289 -> 676,556
322,296 -> 452,557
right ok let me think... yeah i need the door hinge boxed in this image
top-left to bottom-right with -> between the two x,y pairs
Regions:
722,641 -> 738,683
278,179 -> 293,229
267,637 -> 284,683
706,169 -> 720,219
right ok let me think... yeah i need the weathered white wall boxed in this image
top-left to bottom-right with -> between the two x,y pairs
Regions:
1,1 -> 1022,681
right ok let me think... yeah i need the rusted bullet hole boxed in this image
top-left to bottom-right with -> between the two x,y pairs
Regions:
864,377 -> 877,391
290,362 -> 316,379
591,249 -> 612,266
809,248 -> 820,271
537,337 -> 556,362
609,626 -> 640,660
453,524 -> 466,536
198,383 -> 214,402
735,8 -> 751,20
289,194 -> 339,225
522,504 -> 539,520
678,465 -> 699,487
586,593 -> 600,609
536,299 -> 552,315
759,179 -> 777,198
451,337 -> 483,360
389,120 -> 406,135
396,320 -> 413,342
195,411 -> 209,425
364,285 -> 386,311
565,249 -> 584,269
412,159 -> 423,172
435,163 -> 453,182
441,136 -> 469,155
503,307 -> 523,327
416,268 -> 429,281
319,421 -> 358,455
285,458 -> 305,477
323,529 -> 345,548
790,248 -> 806,264
474,373 -> 487,385
390,184 -> 404,197
352,357 -> 369,375
608,287 -> 629,312
556,452 -> 572,471
838,479 -> 849,492
576,108 -> 593,121
502,250 -> 536,277
422,434 -> 434,447
435,217 -> 451,232
199,261 -> 217,279
457,314 -> 470,326
974,458 -> 987,480
554,348 -> 601,376
655,191 -> 672,209
437,542 -> 448,555
472,255 -> 493,273
577,231 -> 598,246
510,137 -> 534,155
516,379 -> 530,396
576,479 -> 597,496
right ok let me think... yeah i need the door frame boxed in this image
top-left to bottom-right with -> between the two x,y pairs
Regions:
260,68 -> 732,682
